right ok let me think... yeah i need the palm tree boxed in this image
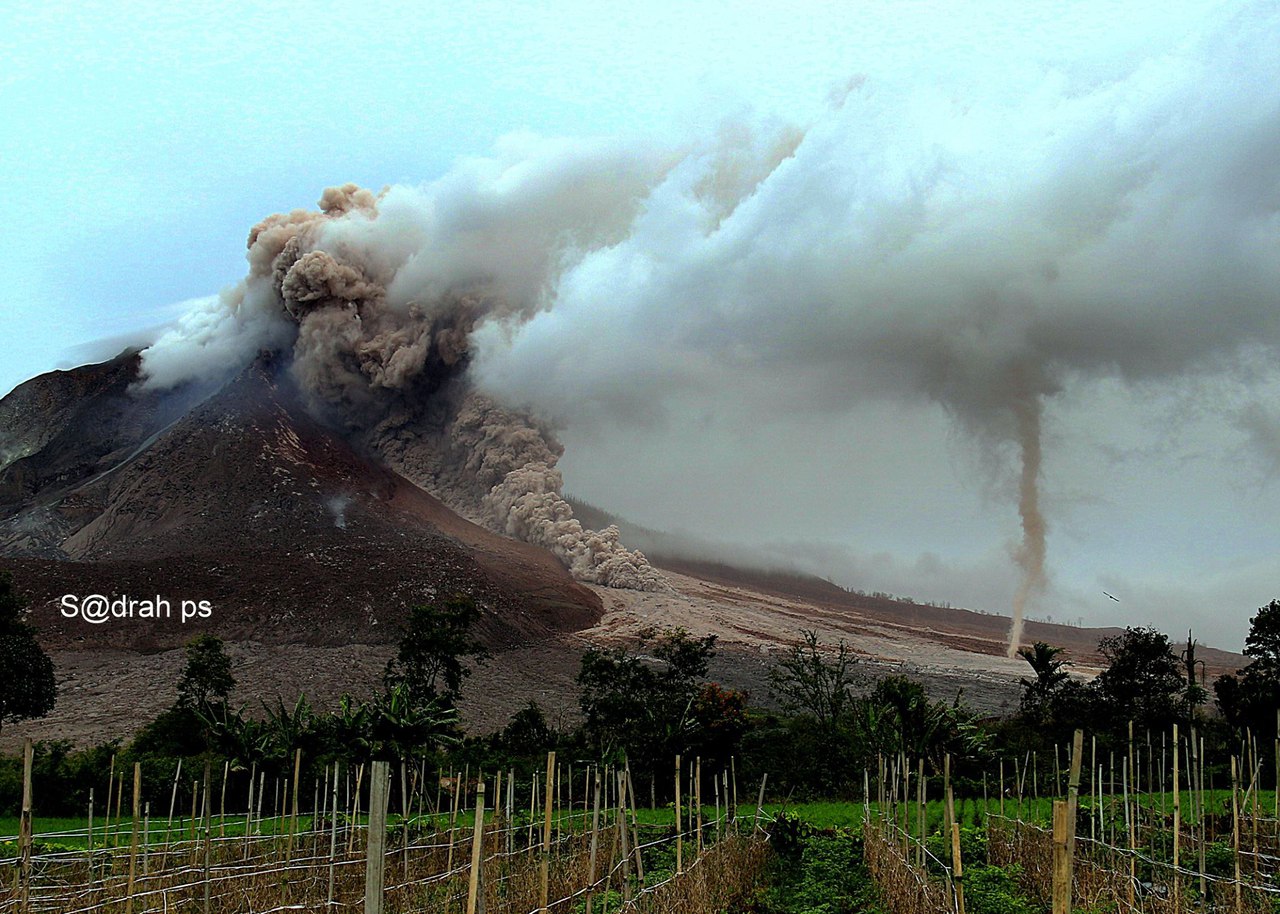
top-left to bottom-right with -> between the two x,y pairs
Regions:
1017,641 -> 1069,719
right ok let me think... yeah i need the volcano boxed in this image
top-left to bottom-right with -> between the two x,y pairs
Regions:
0,350 -> 601,655
0,351 -> 1245,747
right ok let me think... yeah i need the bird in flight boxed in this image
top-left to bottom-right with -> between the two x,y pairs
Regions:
1103,591 -> 1120,602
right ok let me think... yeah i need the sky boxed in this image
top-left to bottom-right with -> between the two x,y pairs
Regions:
2,0 -> 1278,651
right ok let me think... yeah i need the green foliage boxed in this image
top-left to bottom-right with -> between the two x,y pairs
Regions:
856,676 -> 988,770
769,630 -> 861,728
1016,641 -> 1069,721
577,627 -> 731,793
175,634 -> 234,715
128,705 -> 207,758
963,864 -> 1038,914
0,740 -> 119,816
384,596 -> 489,708
755,819 -> 886,914
1216,599 -> 1280,742
1093,627 -> 1183,734
0,572 -> 57,734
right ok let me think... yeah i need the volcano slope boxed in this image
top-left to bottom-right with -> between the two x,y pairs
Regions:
0,352 -> 607,742
0,354 -> 1242,746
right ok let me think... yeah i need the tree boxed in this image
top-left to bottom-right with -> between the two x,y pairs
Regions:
856,676 -> 986,769
1215,599 -> 1280,739
384,596 -> 489,709
576,628 -> 719,790
1016,641 -> 1070,723
0,573 -> 57,737
768,630 -> 861,728
1092,627 -> 1184,735
1243,599 -> 1280,676
176,634 -> 235,715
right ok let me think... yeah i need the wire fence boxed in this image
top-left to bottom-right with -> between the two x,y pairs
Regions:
0,749 -> 770,914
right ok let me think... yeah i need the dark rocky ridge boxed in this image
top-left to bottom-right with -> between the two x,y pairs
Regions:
0,353 -> 601,653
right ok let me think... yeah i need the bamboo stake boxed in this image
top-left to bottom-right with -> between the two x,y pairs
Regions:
585,766 -> 601,914
695,756 -> 703,854
220,761 -> 228,838
104,753 -> 116,850
675,754 -> 683,874
1123,757 -> 1135,912
115,774 -> 125,847
1173,724 -> 1181,914
625,764 -> 644,881
87,789 -> 95,886
202,760 -> 212,914
328,761 -> 339,908
466,780 -> 486,914
1065,728 -> 1082,907
617,771 -> 632,905
1232,756 -> 1242,914
1051,800 -> 1071,914
540,751 -> 555,914
364,761 -> 390,914
18,739 -> 32,914
951,820 -> 966,914
288,748 -> 302,860
125,762 -> 140,914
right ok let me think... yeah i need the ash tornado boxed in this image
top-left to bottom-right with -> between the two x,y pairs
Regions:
1009,379 -> 1047,657
141,3 -> 1280,638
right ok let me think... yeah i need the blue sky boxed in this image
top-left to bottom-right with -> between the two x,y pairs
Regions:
3,0 -> 1277,649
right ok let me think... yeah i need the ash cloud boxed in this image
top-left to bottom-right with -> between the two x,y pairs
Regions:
141,5 -> 1280,633
472,8 -> 1280,651
143,152 -> 674,591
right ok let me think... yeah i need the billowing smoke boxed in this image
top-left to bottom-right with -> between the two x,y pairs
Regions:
142,5 -> 1280,642
143,160 -> 675,590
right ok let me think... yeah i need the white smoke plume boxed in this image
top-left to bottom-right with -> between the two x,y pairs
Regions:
142,166 -> 675,591
141,5 -> 1280,639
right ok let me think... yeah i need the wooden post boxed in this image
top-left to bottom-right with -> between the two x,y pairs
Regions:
539,751 -> 555,914
105,752 -> 116,849
220,760 -> 229,838
1123,758 -> 1135,912
329,761 -> 339,908
116,773 -> 126,846
400,761 -> 409,881
447,769 -> 461,872
951,820 -> 966,914
1232,757 -> 1242,914
242,764 -> 254,860
918,759 -> 926,868
674,754 -> 683,874
695,756 -> 703,854
364,760 -> 390,914
943,754 -> 953,836
202,760 -> 213,914
19,739 -> 33,914
466,780 -> 486,914
617,771 -> 632,904
1065,729 -> 1083,902
625,765 -> 644,881
126,762 -> 141,914
1051,800 -> 1071,914
585,766 -> 601,914
87,788 -> 95,885
1172,724 -> 1181,913
287,748 -> 301,860
754,773 -> 768,833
